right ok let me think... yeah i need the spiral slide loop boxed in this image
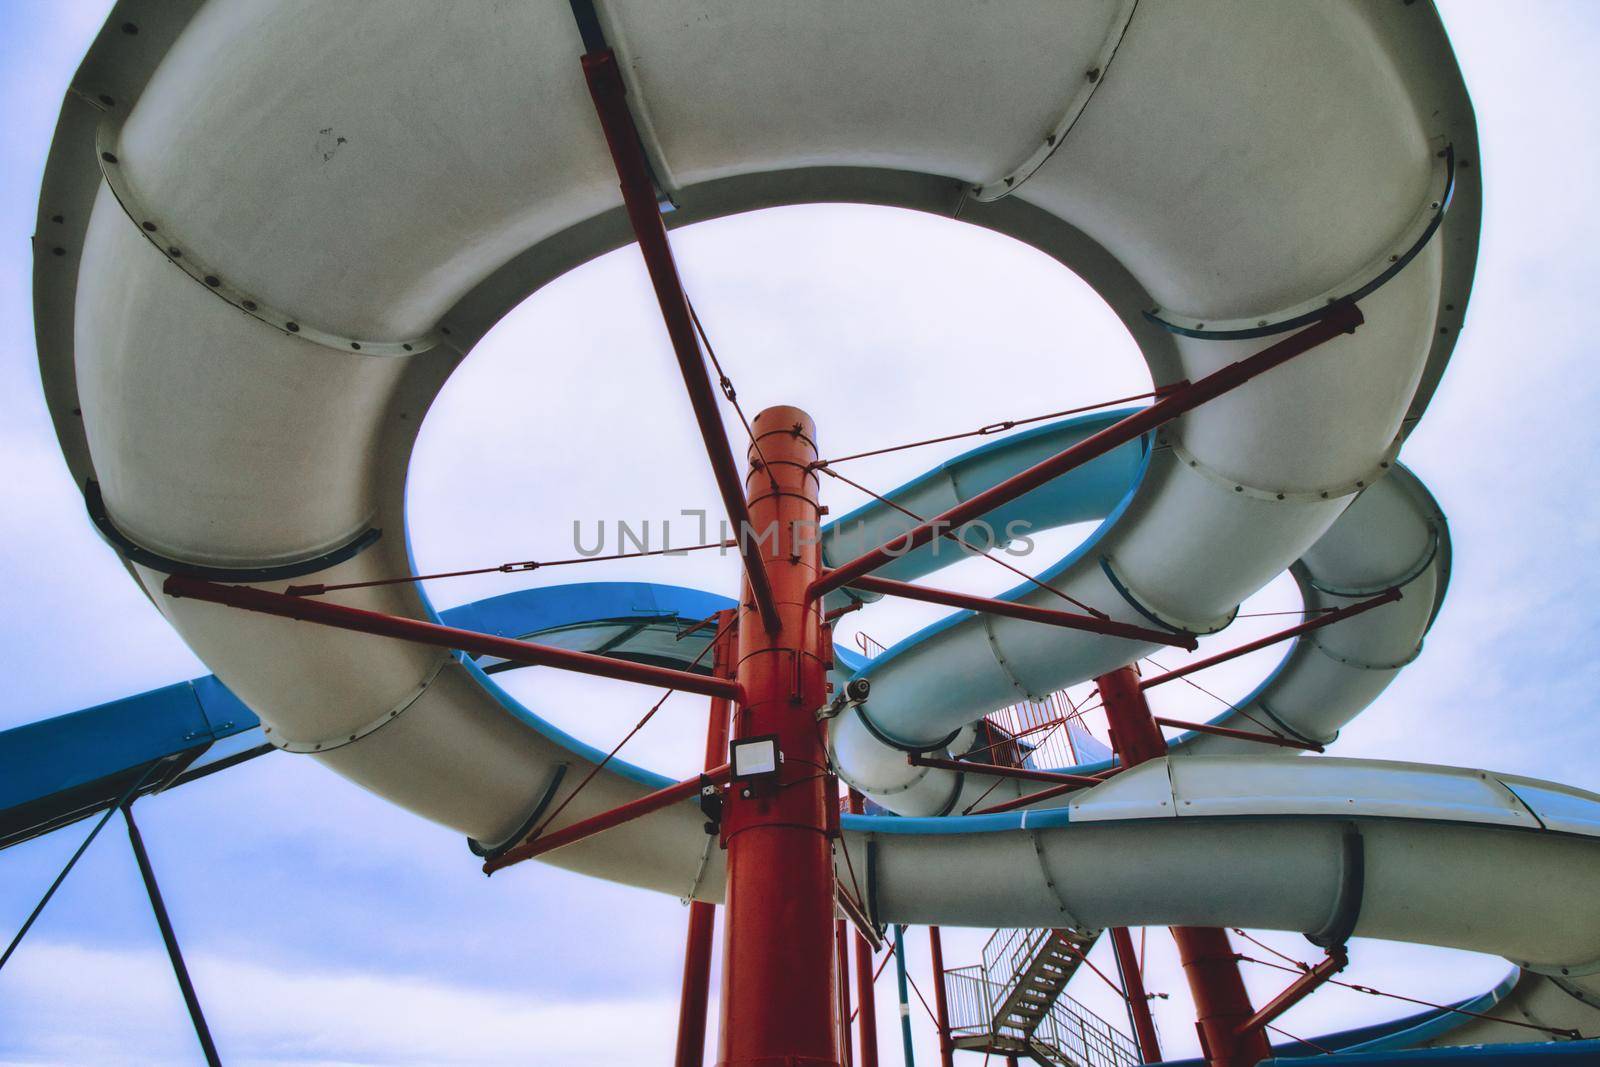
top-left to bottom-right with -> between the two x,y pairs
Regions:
32,0 -> 1600,1049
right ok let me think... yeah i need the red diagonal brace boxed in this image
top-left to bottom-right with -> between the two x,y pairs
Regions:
1236,946 -> 1348,1037
1140,587 -> 1401,690
822,574 -> 1198,650
812,304 -> 1364,599
484,763 -> 730,873
1152,717 -> 1323,753
908,754 -> 1108,788
580,48 -> 782,634
162,575 -> 743,703
968,778 -> 1091,815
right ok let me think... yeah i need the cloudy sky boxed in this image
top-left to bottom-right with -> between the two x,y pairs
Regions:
2,2 -> 1598,1065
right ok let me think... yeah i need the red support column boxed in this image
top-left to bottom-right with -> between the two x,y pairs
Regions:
679,903 -> 718,1067
927,927 -> 955,1067
1096,666 -> 1270,1067
677,615 -> 737,1067
837,919 -> 855,1067
1171,928 -> 1269,1067
850,791 -> 881,1067
718,407 -> 840,1067
1109,927 -> 1162,1064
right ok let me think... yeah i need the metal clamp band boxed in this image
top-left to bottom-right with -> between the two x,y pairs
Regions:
87,480 -> 381,583
1146,143 -> 1456,340
468,762 -> 570,861
1307,822 -> 1364,949
1098,555 -> 1233,638
850,702 -> 963,757
1303,525 -> 1442,599
1255,701 -> 1339,749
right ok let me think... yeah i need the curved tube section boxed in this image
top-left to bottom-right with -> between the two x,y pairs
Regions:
822,413 -> 1448,816
38,0 -> 1586,1051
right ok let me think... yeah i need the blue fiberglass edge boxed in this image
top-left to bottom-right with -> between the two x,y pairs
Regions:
422,581 -> 736,792
1330,971 -> 1522,1056
0,678 -> 257,812
1151,971 -> 1522,1065
821,409 -> 1143,579
439,580 -> 730,642
821,409 -> 1449,776
1251,1037 -> 1600,1064
832,409 -> 1152,689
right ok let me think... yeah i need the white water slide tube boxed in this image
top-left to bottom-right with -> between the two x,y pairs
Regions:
32,0 -> 1600,1047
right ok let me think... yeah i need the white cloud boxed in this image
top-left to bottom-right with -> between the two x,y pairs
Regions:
0,941 -> 679,1067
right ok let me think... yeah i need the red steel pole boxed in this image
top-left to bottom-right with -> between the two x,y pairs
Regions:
837,919 -> 856,1067
1097,666 -> 1269,1067
579,48 -> 781,634
850,790 -> 881,1067
1109,927 -> 1163,1063
927,927 -> 955,1067
813,304 -> 1362,599
717,406 -> 840,1067
678,615 -> 738,1067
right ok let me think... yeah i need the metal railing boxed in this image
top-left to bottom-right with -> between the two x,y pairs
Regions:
850,632 -> 1110,771
981,926 -> 1051,991
944,965 -> 1139,1067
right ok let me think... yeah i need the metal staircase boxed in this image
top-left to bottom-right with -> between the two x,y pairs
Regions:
994,929 -> 1099,1043
943,927 -> 1140,1067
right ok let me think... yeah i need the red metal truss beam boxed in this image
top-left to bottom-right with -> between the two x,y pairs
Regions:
1151,717 -> 1324,753
969,778 -> 1089,816
1140,587 -> 1401,691
483,763 -> 730,873
580,48 -> 782,634
1236,947 -> 1348,1037
162,576 -> 744,703
908,754 -> 1107,788
823,574 -> 1198,650
812,304 -> 1364,598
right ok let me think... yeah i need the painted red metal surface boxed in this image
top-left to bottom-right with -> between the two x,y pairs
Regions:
837,919 -> 855,1067
967,778 -> 1088,816
162,575 -> 744,703
1237,946 -> 1348,1038
1171,927 -> 1272,1067
717,406 -> 841,1067
849,790 -> 880,1067
827,574 -> 1198,649
676,615 -> 738,1067
678,902 -> 718,1067
927,926 -> 955,1067
908,754 -> 1107,788
1097,665 -> 1269,1067
580,48 -> 781,634
1139,588 -> 1401,691
1151,717 -> 1323,753
812,304 -> 1363,598
483,763 -> 730,871
1109,927 -> 1163,1063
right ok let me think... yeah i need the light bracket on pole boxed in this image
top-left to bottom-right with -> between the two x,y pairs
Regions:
730,734 -> 782,783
